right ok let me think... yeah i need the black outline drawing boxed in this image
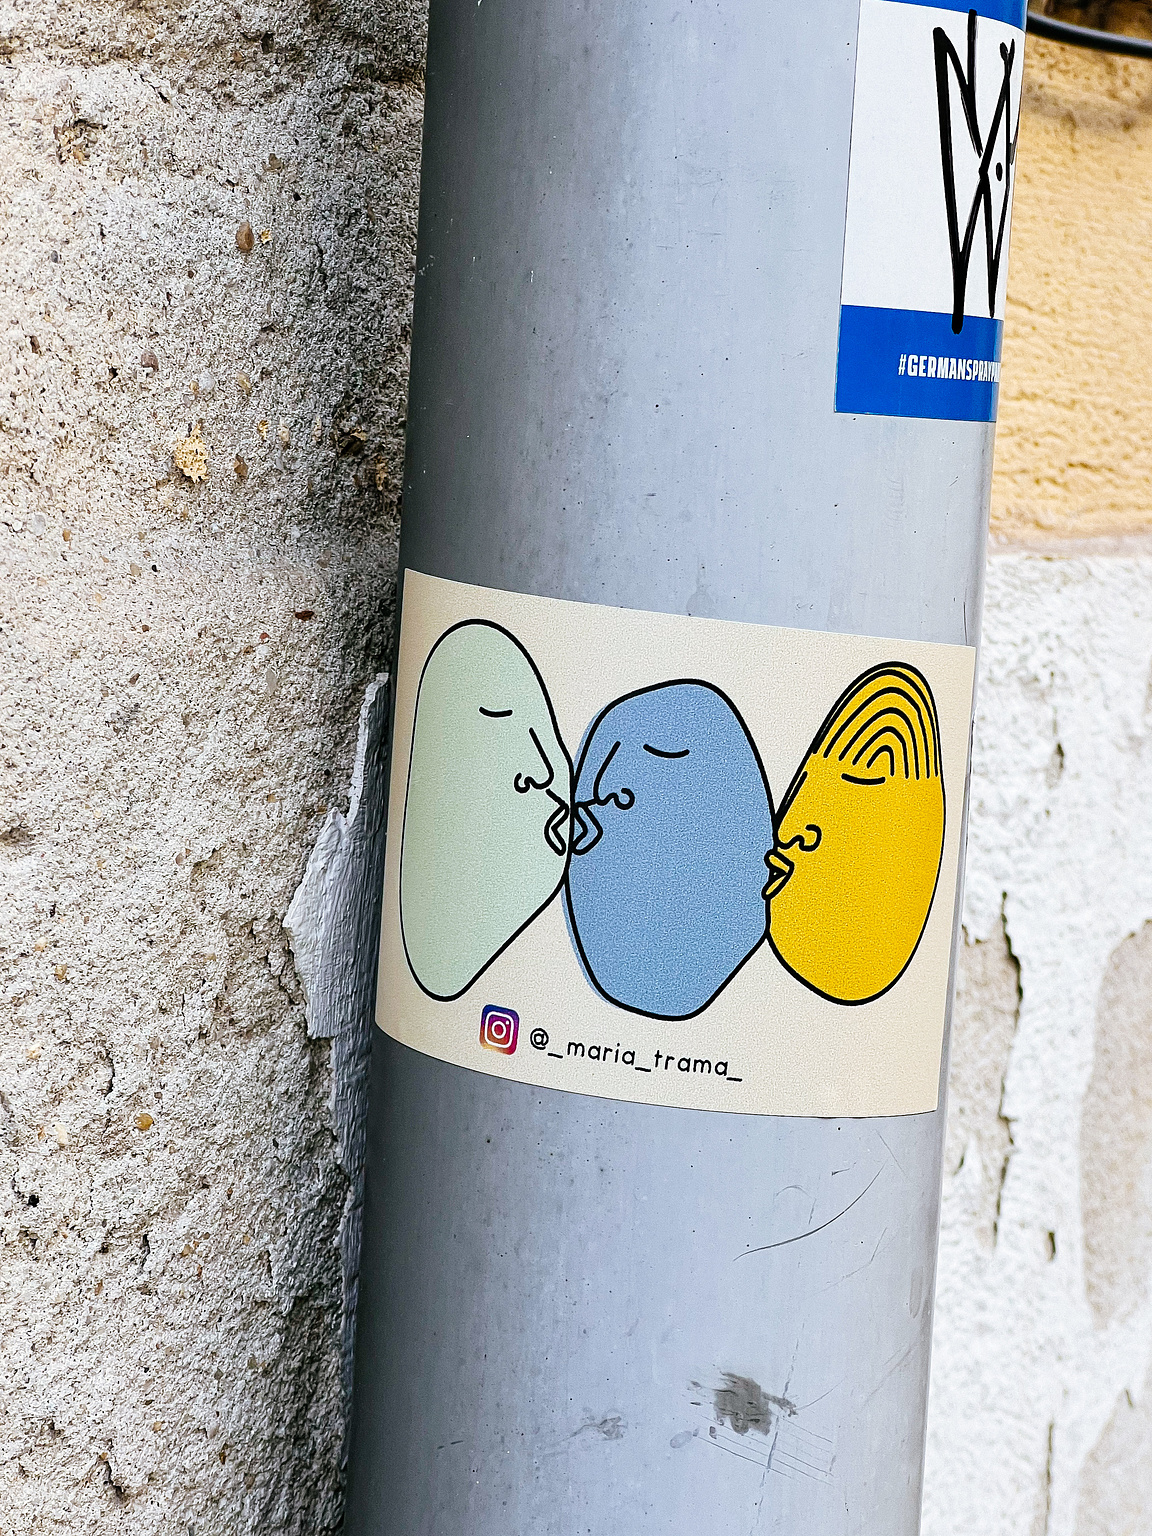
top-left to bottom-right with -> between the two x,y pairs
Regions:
935,8 -> 1020,334
766,663 -> 946,1008
398,619 -> 573,1003
563,679 -> 776,1023
397,625 -> 949,1020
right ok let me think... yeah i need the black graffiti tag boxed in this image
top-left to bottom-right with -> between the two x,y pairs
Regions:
934,9 -> 1019,334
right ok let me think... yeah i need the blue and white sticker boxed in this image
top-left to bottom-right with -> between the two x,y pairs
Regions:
835,0 -> 1026,422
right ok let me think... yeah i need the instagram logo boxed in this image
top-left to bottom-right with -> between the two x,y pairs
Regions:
480,1005 -> 519,1055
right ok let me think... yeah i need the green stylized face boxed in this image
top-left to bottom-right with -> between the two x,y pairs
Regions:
399,621 -> 572,1000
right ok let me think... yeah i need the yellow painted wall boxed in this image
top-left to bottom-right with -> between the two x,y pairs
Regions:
993,38 -> 1152,540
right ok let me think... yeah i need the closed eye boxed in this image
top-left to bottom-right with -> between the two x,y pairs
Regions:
479,707 -> 513,718
643,744 -> 689,759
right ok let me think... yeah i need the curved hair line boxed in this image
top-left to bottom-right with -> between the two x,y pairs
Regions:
855,720 -> 914,780
822,678 -> 929,754
887,666 -> 943,774
865,742 -> 898,776
825,683 -> 940,779
837,700 -> 925,779
775,662 -> 943,821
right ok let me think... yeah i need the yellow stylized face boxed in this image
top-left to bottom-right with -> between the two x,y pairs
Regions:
766,664 -> 945,1005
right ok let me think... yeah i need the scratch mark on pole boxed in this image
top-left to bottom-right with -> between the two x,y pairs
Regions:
734,1168 -> 883,1261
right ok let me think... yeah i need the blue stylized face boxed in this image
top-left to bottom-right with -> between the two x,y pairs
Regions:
565,682 -> 775,1019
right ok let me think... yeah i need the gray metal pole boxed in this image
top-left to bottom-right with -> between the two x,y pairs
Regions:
346,0 -> 1023,1529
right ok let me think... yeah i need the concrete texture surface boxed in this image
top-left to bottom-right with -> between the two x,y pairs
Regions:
0,0 -> 423,1528
6,6 -> 1152,1535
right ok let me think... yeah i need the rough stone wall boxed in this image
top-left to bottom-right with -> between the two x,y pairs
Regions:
0,0 -> 423,1529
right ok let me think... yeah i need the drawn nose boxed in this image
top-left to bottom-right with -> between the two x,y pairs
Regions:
593,758 -> 635,812
514,726 -> 556,795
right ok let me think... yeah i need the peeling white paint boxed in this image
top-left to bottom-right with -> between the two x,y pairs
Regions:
926,547 -> 1152,1536
285,673 -> 391,1411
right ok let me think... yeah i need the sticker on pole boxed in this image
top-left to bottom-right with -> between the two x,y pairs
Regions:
835,0 -> 1026,421
376,572 -> 976,1118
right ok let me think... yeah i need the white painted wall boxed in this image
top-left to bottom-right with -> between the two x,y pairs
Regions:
927,546 -> 1152,1536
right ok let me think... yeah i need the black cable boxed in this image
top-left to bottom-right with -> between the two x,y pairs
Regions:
1026,10 -> 1152,57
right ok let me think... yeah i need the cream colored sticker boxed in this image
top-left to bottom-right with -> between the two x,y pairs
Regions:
376,570 -> 976,1118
